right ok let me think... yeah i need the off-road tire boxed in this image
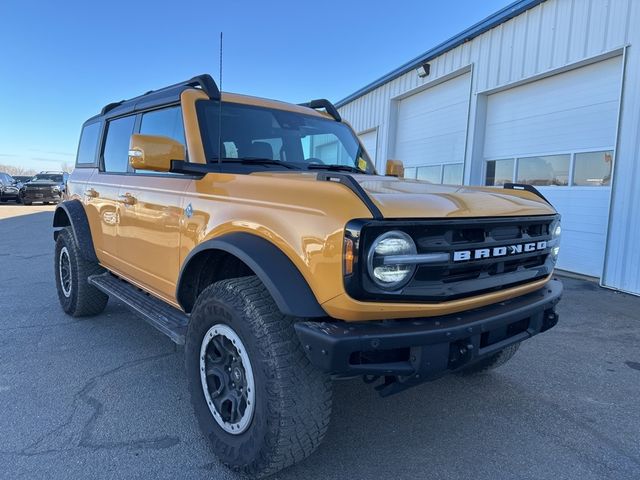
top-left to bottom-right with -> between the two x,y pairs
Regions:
54,227 -> 108,316
23,200 -> 32,205
185,276 -> 332,478
457,343 -> 520,375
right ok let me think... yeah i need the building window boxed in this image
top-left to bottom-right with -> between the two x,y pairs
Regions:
516,154 -> 570,186
417,165 -> 441,183
485,159 -> 515,186
403,163 -> 463,184
573,151 -> 614,186
485,150 -> 613,188
443,163 -> 463,185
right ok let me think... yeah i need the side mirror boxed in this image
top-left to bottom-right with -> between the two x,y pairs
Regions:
385,159 -> 404,178
128,134 -> 185,172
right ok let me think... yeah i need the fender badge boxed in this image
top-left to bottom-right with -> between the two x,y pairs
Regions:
185,203 -> 193,218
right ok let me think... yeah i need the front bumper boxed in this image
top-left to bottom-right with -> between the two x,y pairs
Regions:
1,192 -> 19,200
295,278 -> 562,394
22,192 -> 62,202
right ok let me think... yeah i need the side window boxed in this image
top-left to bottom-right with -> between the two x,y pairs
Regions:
76,122 -> 101,166
103,116 -> 136,173
136,107 -> 186,174
140,107 -> 185,144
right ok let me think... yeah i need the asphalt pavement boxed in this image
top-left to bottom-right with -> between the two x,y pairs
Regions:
0,205 -> 639,479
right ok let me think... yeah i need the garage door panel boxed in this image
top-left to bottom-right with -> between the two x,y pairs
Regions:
358,130 -> 377,163
395,73 -> 470,168
486,57 -> 621,118
484,57 -> 621,159
484,56 -> 622,278
486,103 -> 618,157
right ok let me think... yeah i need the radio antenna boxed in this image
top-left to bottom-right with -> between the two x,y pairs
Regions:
217,31 -> 223,165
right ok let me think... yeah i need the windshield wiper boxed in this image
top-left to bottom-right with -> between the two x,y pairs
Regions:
213,157 -> 300,170
306,164 -> 365,174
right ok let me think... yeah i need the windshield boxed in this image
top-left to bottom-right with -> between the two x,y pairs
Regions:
31,174 -> 63,183
197,101 -> 375,174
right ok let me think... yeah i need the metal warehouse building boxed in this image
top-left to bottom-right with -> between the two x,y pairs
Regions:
337,0 -> 640,295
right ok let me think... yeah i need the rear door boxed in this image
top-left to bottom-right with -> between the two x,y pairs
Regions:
116,106 -> 191,301
84,115 -> 136,269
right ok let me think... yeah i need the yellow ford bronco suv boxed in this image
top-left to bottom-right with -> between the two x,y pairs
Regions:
53,74 -> 562,477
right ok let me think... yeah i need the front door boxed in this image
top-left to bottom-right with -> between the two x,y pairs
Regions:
115,106 -> 191,303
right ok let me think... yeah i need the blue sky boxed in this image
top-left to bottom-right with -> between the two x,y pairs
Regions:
0,0 -> 510,171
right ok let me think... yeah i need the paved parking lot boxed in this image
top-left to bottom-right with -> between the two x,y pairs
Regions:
0,205 -> 639,479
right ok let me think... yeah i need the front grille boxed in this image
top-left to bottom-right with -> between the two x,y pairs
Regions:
24,185 -> 58,196
348,215 -> 557,303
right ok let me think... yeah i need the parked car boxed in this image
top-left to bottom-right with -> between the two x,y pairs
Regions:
0,172 -> 21,203
13,175 -> 33,184
53,74 -> 562,478
21,171 -> 68,205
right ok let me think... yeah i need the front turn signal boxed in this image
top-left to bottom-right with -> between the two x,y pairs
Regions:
344,237 -> 354,276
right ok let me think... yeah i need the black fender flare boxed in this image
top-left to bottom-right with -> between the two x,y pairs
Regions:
52,200 -> 99,263
177,232 -> 327,318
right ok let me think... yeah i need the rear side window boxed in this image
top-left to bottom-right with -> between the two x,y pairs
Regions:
76,122 -> 101,166
103,116 -> 136,173
140,107 -> 185,144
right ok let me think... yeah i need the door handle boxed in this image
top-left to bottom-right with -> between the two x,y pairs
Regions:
118,193 -> 137,205
85,188 -> 99,198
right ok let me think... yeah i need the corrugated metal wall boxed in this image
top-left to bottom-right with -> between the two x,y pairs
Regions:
604,1 -> 640,294
338,0 -> 640,294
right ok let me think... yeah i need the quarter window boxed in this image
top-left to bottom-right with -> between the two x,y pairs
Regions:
103,116 -> 136,173
76,122 -> 101,166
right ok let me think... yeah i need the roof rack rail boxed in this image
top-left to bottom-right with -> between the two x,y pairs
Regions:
503,183 -> 551,205
101,101 -> 125,115
100,74 -> 221,115
298,99 -> 342,122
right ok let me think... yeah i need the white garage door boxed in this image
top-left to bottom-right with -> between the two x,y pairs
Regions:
395,72 -> 470,184
358,129 -> 378,164
483,56 -> 622,277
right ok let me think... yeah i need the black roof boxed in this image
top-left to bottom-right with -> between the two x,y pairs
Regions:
85,74 -> 220,125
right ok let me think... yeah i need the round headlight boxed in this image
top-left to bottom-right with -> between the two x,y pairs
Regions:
367,231 -> 417,289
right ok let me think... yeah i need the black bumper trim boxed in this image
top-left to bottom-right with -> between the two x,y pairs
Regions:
295,278 -> 562,381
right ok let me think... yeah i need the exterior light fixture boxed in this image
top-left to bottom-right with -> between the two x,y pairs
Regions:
416,63 -> 430,78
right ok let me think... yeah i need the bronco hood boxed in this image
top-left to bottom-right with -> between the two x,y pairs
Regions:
352,175 -> 555,218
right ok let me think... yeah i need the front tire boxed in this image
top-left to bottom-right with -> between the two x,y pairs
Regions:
54,227 -> 108,316
186,276 -> 332,478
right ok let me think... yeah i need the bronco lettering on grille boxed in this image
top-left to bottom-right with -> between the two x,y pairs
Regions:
452,241 -> 547,262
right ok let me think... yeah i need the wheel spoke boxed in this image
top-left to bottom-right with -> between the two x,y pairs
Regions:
199,324 -> 255,434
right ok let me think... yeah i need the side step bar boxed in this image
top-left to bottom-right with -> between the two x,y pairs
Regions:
89,272 -> 189,344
